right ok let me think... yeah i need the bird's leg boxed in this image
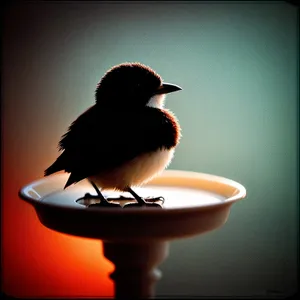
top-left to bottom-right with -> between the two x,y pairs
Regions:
123,187 -> 164,208
82,181 -> 121,208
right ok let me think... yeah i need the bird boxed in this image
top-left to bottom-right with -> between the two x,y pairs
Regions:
44,62 -> 182,208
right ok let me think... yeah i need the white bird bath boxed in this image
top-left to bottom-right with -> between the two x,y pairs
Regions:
19,170 -> 246,299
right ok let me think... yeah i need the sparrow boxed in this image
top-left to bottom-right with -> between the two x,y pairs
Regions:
44,62 -> 182,208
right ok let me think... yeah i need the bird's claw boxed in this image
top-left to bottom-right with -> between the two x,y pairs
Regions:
77,193 -> 100,200
123,201 -> 163,208
77,193 -> 122,208
106,195 -> 165,203
144,196 -> 165,204
106,195 -> 135,202
88,201 -> 121,208
78,193 -> 164,209
123,196 -> 164,208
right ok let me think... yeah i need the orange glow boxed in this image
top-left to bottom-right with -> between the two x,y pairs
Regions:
2,153 -> 114,298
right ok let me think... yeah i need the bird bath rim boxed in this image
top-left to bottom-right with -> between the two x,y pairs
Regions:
19,169 -> 246,241
19,169 -> 246,215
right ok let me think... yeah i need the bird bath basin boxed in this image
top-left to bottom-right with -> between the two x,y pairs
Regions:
19,170 -> 246,298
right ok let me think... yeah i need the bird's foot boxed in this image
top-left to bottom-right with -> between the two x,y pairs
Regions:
123,201 -> 163,208
88,201 -> 121,208
144,196 -> 165,204
79,193 -> 99,200
105,195 -> 164,203
81,194 -> 135,202
106,195 -> 135,202
78,193 -> 121,208
123,196 -> 165,209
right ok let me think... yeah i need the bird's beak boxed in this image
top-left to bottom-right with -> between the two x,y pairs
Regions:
155,82 -> 182,95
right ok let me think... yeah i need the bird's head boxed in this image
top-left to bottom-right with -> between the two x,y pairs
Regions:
95,62 -> 182,109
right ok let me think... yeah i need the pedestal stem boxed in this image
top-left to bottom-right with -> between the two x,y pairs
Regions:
103,241 -> 169,299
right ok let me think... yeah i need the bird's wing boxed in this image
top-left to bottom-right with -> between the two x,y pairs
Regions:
48,105 -> 176,187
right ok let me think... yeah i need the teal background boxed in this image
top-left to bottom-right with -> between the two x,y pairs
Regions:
3,1 -> 298,297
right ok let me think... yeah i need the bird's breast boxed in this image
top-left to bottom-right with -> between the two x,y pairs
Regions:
159,109 -> 181,149
89,148 -> 175,191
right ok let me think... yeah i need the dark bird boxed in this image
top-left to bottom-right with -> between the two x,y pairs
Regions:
44,62 -> 182,208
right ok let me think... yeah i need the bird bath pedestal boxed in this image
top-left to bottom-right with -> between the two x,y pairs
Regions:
19,170 -> 246,299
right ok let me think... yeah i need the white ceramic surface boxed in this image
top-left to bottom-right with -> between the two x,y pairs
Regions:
19,170 -> 246,298
19,170 -> 246,241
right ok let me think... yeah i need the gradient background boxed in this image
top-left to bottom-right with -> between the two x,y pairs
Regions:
2,1 -> 298,298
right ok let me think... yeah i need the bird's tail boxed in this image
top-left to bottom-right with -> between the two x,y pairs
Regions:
44,156 -> 64,176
